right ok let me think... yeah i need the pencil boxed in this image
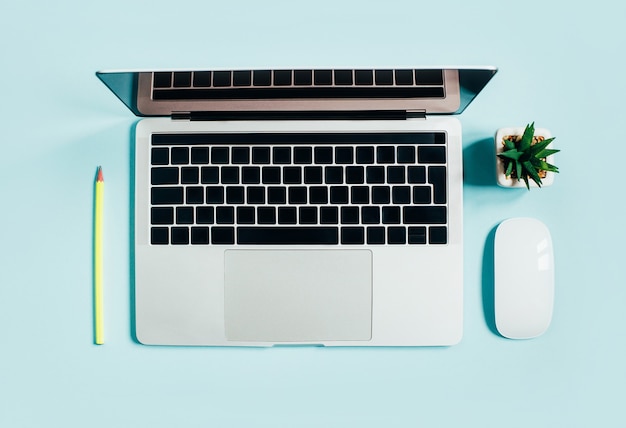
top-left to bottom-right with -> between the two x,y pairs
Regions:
94,166 -> 104,345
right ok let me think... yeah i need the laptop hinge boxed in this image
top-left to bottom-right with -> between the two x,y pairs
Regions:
171,110 -> 424,121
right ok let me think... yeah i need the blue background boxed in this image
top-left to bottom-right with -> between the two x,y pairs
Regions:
1,1 -> 625,426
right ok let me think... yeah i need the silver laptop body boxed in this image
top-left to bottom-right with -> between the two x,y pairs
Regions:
98,67 -> 496,346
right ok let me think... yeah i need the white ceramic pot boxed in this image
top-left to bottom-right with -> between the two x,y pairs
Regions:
495,127 -> 555,188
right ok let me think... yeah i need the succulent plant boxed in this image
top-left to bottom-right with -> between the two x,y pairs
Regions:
498,122 -> 559,189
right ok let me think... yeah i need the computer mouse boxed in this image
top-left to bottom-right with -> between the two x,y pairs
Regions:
494,218 -> 554,339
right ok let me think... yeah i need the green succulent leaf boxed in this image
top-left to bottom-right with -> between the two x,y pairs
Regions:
529,138 -> 555,156
499,150 -> 523,161
523,160 -> 543,187
522,174 -> 530,190
535,148 -> 560,158
505,160 -> 513,177
515,160 -> 522,180
503,139 -> 516,150
519,122 -> 535,152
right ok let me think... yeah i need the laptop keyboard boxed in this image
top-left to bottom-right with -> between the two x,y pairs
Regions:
149,132 -> 448,245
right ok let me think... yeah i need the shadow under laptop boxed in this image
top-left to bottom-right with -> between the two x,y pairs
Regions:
128,122 -> 140,344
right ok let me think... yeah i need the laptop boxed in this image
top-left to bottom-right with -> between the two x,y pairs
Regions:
97,67 -> 496,346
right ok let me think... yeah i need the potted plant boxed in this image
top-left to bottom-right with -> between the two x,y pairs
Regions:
495,122 -> 559,189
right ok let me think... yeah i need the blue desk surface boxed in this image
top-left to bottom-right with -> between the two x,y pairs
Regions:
1,1 -> 625,427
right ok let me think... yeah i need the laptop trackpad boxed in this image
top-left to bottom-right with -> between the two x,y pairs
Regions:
224,250 -> 372,343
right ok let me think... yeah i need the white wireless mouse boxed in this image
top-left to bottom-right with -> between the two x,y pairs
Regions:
494,218 -> 554,339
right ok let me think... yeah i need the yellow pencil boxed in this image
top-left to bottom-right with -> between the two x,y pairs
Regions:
94,166 -> 104,345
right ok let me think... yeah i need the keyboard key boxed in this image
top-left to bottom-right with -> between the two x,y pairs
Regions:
392,186 -> 411,204
213,71 -> 231,87
221,167 -> 239,184
211,147 -> 229,164
299,207 -> 317,224
429,226 -> 447,244
388,226 -> 406,244
253,70 -> 271,86
356,146 -> 374,164
397,146 -> 416,163
341,227 -> 364,244
330,186 -> 349,204
403,206 -> 447,224
173,72 -> 192,87
415,69 -> 443,85
388,166 -> 405,183
176,207 -> 194,224
361,207 -> 380,224
314,147 -> 333,164
151,207 -> 174,225
428,166 -> 447,204
233,70 -> 251,86
407,166 -> 426,183
212,227 -> 235,244
294,70 -> 312,85
181,167 -> 199,184
304,166 -> 323,184
335,147 -> 353,164
186,186 -> 204,204
257,207 -> 276,224
309,186 -> 328,204
320,206 -> 338,224
314,70 -> 332,85
273,147 -> 291,164
153,72 -> 172,88
334,70 -> 353,85
205,186 -> 224,204
267,187 -> 286,204
355,70 -> 373,85
283,167 -> 301,184
151,167 -> 179,185
151,227 -> 169,244
246,186 -> 265,204
237,207 -> 255,224
226,186 -> 245,204
419,146 -> 446,164
341,207 -> 359,224
372,186 -> 390,204
238,227 -> 338,245
395,69 -> 414,85
278,207 -> 297,224
171,147 -> 189,165
412,186 -> 432,204
346,166 -> 364,184
375,70 -> 393,85
262,167 -> 281,184
252,147 -> 270,164
151,148 -> 169,165
231,147 -> 250,164
171,227 -> 189,245
216,206 -> 234,224
408,226 -> 427,244
288,186 -> 307,204
242,166 -> 261,184
201,166 -> 219,184
351,186 -> 369,204
325,166 -> 343,184
196,207 -> 214,224
294,147 -> 312,164
151,187 -> 183,205
377,146 -> 395,163
191,227 -> 210,244
274,70 -> 292,86
193,71 -> 212,87
382,206 -> 401,224
367,227 -> 385,244
366,166 -> 385,184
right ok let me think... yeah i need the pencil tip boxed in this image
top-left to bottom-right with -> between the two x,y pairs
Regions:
97,166 -> 104,182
